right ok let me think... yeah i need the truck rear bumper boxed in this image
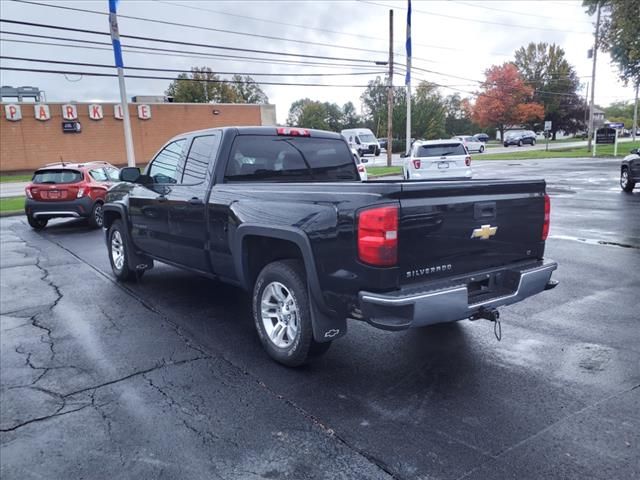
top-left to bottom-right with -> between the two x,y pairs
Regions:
358,260 -> 558,330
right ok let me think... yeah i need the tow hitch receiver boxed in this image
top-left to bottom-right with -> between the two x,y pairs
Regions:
471,307 -> 502,341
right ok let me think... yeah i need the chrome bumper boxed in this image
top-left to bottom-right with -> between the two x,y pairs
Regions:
358,260 -> 558,330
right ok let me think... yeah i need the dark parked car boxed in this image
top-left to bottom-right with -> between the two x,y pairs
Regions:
621,148 -> 640,192
503,130 -> 537,147
377,138 -> 388,150
104,126 -> 557,366
474,133 -> 490,143
25,162 -> 119,230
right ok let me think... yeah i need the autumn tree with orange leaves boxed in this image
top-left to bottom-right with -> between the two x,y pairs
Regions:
470,63 -> 544,141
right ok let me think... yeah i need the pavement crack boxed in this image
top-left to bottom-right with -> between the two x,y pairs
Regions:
62,356 -> 209,398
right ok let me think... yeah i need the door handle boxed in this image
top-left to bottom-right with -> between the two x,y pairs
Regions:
156,195 -> 167,203
188,197 -> 203,206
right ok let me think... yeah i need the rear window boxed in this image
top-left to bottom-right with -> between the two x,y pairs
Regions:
415,143 -> 467,157
225,135 -> 359,182
32,169 -> 83,184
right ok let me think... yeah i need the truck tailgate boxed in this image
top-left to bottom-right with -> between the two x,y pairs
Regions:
398,179 -> 546,284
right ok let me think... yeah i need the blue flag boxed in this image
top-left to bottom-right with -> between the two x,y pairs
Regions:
405,0 -> 411,85
108,0 -> 124,68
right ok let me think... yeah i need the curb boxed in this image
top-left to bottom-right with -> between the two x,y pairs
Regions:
0,211 -> 24,218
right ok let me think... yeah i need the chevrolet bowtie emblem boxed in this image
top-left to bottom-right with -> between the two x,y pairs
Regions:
471,224 -> 498,240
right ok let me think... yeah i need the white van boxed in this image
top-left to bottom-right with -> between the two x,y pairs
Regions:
341,128 -> 381,157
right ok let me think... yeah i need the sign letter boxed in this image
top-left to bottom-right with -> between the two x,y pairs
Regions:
89,104 -> 104,120
4,104 -> 22,121
137,104 -> 151,120
35,104 -> 50,121
114,104 -> 124,120
62,104 -> 78,120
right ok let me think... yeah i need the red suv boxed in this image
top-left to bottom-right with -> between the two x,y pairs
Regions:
24,162 -> 120,230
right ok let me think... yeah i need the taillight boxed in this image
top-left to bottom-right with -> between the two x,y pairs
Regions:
77,187 -> 87,198
542,194 -> 550,240
357,164 -> 365,173
25,187 -> 33,199
465,156 -> 471,166
412,159 -> 421,169
276,127 -> 310,136
358,205 -> 398,267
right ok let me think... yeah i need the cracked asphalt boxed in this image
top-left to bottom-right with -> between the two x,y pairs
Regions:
1,157 -> 639,479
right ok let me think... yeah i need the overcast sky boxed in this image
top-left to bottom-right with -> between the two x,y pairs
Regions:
0,0 -> 636,124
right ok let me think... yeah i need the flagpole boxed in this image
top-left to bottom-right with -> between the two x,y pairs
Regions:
405,0 -> 412,155
109,0 -> 135,167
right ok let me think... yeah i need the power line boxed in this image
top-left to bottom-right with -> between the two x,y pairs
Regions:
0,18 -> 386,64
0,55 -> 386,77
358,0 -> 592,35
10,0 -> 396,58
450,0 -> 592,24
152,0 -> 514,58
0,32 -> 384,70
0,66 -> 376,88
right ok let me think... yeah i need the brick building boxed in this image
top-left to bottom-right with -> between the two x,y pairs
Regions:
0,102 -> 276,172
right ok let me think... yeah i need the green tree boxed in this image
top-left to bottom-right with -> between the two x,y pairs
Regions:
341,101 -> 361,129
412,82 -> 446,139
514,43 -> 585,138
228,74 -> 269,104
165,67 -> 268,104
286,99 -> 344,130
583,0 -> 640,86
603,100 -> 634,127
443,93 -> 478,136
360,76 -> 389,136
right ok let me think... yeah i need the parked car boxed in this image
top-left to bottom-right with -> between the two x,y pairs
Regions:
24,161 -> 119,230
104,126 -> 557,366
474,133 -> 490,143
377,138 -> 388,151
620,147 -> 640,192
503,130 -> 537,147
455,135 -> 485,153
341,128 -> 381,156
402,139 -> 472,180
351,148 -> 368,181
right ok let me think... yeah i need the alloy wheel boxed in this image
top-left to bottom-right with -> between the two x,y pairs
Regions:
260,281 -> 299,348
111,230 -> 125,271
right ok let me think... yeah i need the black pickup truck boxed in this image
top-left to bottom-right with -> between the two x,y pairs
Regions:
104,127 -> 558,366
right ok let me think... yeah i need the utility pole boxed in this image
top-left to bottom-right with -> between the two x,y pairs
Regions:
405,0 -> 412,156
633,82 -> 639,142
108,0 -> 135,167
587,3 -> 601,153
583,81 -> 589,131
386,9 -> 393,167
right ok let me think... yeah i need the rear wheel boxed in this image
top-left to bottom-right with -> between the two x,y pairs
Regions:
88,202 -> 104,229
531,139 -> 536,146
375,147 -> 381,156
252,259 -> 330,367
479,145 -> 485,153
518,140 -> 523,147
27,215 -> 47,230
621,167 -> 635,192
108,220 -> 137,282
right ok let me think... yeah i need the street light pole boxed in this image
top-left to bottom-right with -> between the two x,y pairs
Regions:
387,9 -> 393,167
633,81 -> 639,142
587,3 -> 601,153
405,0 -> 412,156
108,0 -> 135,167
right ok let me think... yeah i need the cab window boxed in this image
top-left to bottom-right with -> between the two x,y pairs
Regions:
89,168 -> 108,182
148,139 -> 186,183
182,134 -> 221,184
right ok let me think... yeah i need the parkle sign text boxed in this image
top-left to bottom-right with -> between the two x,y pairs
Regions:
2,104 -> 152,121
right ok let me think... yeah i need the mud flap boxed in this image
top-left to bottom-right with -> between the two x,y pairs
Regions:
308,288 -> 346,343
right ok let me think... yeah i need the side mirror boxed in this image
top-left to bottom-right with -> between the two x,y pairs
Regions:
361,158 -> 369,164
355,137 -> 361,145
631,148 -> 639,155
119,167 -> 141,183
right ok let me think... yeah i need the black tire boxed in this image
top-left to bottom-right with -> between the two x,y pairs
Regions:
27,215 -> 47,230
518,140 -> 523,147
107,220 -> 137,282
531,139 -> 536,146
375,147 -> 380,156
621,167 -> 635,192
503,143 -> 509,147
479,145 -> 485,153
88,202 -> 104,229
252,259 -> 330,367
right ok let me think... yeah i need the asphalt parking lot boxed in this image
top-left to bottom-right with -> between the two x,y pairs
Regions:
1,157 -> 639,479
